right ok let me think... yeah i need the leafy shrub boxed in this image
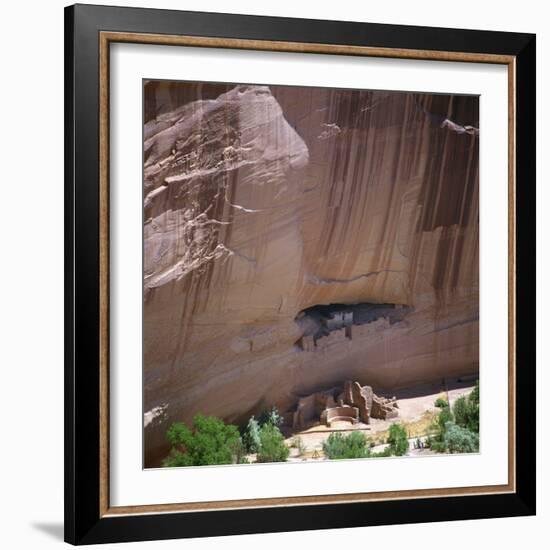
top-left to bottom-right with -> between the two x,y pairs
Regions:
453,383 -> 479,433
322,431 -> 370,460
452,397 -> 472,430
162,415 -> 244,467
434,406 -> 454,436
427,383 -> 480,454
256,424 -> 290,463
428,438 -> 448,453
435,397 -> 448,408
243,416 -> 261,453
291,436 -> 306,455
371,446 -> 392,458
257,406 -> 283,428
428,405 -> 454,452
443,422 -> 480,453
470,380 -> 479,405
387,423 -> 409,456
425,435 -> 435,449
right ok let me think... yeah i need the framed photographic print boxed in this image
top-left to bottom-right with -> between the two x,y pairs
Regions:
64,3 -> 536,545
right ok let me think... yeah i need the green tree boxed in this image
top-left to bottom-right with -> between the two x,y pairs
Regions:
322,431 -> 370,460
428,405 -> 454,452
258,406 -> 283,428
435,406 -> 454,436
256,424 -> 290,463
162,415 -> 243,467
428,382 -> 480,454
387,423 -> 409,456
243,416 -> 261,453
453,383 -> 479,433
443,422 -> 480,453
470,380 -> 479,405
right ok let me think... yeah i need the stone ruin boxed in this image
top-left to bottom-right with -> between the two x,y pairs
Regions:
320,405 -> 359,427
295,303 -> 413,352
371,393 -> 400,421
338,380 -> 399,424
292,388 -> 337,430
291,380 -> 399,430
325,311 -> 354,331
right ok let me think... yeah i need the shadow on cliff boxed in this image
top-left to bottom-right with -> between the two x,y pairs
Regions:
385,375 -> 479,400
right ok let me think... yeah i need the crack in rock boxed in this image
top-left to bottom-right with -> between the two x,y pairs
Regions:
307,269 -> 407,285
218,244 -> 257,265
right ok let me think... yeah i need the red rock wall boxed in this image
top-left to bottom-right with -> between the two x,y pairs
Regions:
143,81 -> 479,466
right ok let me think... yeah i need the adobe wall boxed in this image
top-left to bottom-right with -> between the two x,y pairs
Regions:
323,406 -> 359,426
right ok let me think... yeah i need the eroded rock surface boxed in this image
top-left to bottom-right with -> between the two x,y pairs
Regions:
143,81 -> 479,466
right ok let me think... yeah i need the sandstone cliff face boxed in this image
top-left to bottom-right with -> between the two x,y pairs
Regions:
143,81 -> 479,466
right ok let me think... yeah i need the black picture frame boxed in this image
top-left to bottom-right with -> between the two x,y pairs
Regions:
65,3 -> 536,545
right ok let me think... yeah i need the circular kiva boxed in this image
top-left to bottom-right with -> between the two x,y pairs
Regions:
323,406 -> 359,427
328,416 -> 358,426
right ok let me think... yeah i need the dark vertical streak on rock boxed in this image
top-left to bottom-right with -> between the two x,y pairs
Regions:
142,81 -> 479,466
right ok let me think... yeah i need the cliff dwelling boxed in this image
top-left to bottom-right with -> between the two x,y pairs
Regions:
295,303 -> 413,351
291,379 -> 399,431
